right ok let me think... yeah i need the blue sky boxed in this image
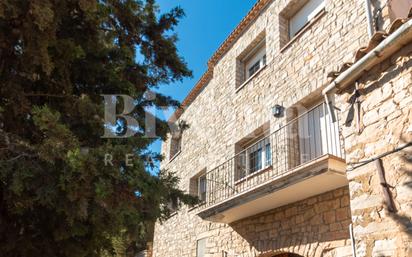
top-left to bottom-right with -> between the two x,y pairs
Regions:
156,0 -> 256,102
149,0 -> 257,159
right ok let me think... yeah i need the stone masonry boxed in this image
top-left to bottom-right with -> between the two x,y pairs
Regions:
154,187 -> 352,257
335,42 -> 412,256
152,0 -> 412,256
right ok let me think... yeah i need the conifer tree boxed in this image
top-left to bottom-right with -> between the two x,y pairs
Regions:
0,1 -> 195,256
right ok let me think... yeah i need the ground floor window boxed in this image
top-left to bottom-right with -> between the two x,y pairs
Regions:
196,238 -> 206,257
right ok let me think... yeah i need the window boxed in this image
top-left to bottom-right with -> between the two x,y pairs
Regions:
235,31 -> 266,89
265,143 -> 272,166
189,170 -> 207,202
169,134 -> 182,160
198,174 -> 207,202
248,61 -> 261,78
235,133 -> 272,181
286,99 -> 341,168
249,148 -> 263,173
164,199 -> 179,216
289,0 -> 325,39
244,42 -> 266,80
196,238 -> 206,257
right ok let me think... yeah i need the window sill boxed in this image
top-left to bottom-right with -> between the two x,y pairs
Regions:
280,9 -> 327,53
168,150 -> 181,163
234,165 -> 272,185
235,64 -> 267,93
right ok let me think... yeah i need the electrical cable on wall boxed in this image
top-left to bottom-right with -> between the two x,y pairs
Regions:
348,141 -> 412,171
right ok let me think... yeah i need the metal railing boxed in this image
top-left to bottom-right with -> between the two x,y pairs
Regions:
200,102 -> 343,209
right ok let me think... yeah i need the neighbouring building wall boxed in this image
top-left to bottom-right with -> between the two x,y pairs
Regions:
154,187 -> 352,257
388,0 -> 412,21
336,44 -> 412,256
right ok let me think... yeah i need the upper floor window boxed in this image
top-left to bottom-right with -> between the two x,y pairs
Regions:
244,43 -> 266,80
169,134 -> 182,160
198,174 -> 207,202
279,0 -> 326,49
236,137 -> 272,181
234,124 -> 271,181
190,169 -> 207,202
289,0 -> 325,39
164,199 -> 179,217
286,100 -> 341,168
235,31 -> 266,90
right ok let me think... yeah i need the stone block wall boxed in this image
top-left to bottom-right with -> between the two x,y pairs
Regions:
153,187 -> 352,257
160,0 -> 372,179
335,43 -> 412,256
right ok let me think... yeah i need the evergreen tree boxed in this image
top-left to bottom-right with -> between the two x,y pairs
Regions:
0,1 -> 196,256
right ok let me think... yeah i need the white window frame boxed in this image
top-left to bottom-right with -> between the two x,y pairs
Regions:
246,137 -> 271,174
198,174 -> 207,202
236,137 -> 272,181
243,41 -> 266,81
289,0 -> 325,39
297,100 -> 341,164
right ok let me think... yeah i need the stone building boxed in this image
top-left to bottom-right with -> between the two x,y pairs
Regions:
152,0 -> 412,256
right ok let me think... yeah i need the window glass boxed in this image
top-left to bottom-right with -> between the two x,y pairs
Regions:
236,137 -> 271,180
198,175 -> 207,202
248,60 -> 261,78
249,148 -> 263,173
265,143 -> 272,166
244,45 -> 266,80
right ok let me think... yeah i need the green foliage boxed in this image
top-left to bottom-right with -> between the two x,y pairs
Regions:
0,0 -> 197,256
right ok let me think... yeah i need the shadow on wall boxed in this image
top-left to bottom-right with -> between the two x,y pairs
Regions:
343,45 -> 412,133
228,187 -> 352,256
389,135 -> 412,240
342,43 -> 412,240
371,0 -> 385,31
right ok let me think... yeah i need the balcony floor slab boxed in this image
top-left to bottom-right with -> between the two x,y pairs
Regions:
197,155 -> 347,223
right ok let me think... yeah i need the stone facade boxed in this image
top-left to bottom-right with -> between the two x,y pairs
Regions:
154,187 -> 352,257
335,43 -> 412,256
153,0 -> 412,256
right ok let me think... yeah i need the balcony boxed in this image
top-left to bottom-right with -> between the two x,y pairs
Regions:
196,102 -> 347,223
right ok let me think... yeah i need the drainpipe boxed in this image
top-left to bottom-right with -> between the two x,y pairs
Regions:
365,0 -> 375,38
322,19 -> 412,97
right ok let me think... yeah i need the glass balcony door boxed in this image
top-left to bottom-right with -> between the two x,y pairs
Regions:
297,102 -> 341,165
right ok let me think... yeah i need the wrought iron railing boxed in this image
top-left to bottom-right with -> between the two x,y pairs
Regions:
200,102 -> 343,209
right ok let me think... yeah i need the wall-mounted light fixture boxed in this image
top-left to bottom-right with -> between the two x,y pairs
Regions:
272,104 -> 284,118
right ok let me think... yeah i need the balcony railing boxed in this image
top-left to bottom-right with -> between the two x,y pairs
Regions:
200,102 -> 343,210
